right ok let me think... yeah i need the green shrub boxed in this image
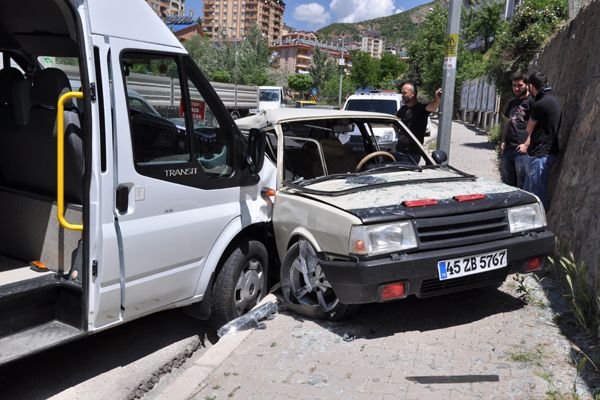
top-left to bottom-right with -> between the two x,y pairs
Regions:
488,123 -> 502,144
549,247 -> 600,337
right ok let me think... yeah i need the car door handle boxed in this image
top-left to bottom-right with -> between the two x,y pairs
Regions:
116,185 -> 130,215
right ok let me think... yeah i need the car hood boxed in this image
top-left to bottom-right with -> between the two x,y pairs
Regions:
285,167 -> 537,223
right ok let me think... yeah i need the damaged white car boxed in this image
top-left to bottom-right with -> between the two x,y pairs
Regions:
237,109 -> 555,320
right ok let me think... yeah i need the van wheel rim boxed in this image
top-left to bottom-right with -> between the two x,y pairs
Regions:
289,240 -> 339,312
234,259 -> 264,315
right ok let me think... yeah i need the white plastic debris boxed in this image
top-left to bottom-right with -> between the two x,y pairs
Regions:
217,301 -> 278,338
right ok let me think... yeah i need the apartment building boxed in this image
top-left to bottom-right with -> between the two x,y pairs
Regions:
361,31 -> 384,59
271,31 -> 351,74
203,0 -> 285,44
146,0 -> 185,16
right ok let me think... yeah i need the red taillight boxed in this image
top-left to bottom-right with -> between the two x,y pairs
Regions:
403,199 -> 438,208
526,257 -> 542,272
380,282 -> 407,301
453,194 -> 486,202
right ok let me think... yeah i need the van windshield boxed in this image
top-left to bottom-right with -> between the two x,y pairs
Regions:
345,99 -> 398,115
259,89 -> 280,102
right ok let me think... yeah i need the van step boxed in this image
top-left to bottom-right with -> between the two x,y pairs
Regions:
0,320 -> 84,364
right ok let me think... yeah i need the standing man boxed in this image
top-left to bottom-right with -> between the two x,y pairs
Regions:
500,72 -> 534,188
516,72 -> 561,209
397,82 -> 442,145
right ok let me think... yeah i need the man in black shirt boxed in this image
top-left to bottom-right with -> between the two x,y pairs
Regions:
516,72 -> 561,209
395,83 -> 441,161
501,72 -> 534,188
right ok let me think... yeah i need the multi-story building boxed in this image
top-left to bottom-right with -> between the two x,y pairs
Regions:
361,31 -> 384,59
271,31 -> 351,74
146,0 -> 185,17
203,0 -> 285,44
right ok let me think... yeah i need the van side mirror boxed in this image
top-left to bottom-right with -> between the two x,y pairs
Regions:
431,149 -> 448,164
247,128 -> 266,176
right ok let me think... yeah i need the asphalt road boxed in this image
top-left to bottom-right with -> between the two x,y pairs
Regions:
0,309 -> 218,400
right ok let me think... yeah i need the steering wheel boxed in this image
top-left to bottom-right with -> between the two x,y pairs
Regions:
355,151 -> 396,172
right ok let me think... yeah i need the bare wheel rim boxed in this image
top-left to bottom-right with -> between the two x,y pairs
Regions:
234,259 -> 264,315
288,240 -> 339,312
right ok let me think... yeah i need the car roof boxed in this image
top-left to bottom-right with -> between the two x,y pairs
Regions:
346,93 -> 403,100
235,109 -> 399,130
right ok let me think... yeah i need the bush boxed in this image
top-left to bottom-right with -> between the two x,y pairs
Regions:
488,123 -> 502,144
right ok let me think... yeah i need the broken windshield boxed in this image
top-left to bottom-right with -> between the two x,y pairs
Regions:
269,118 -> 430,185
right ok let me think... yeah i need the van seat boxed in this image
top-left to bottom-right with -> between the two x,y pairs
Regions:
0,68 -> 83,204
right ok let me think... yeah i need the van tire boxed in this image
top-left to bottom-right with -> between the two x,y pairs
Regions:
210,240 -> 268,327
280,239 -> 356,321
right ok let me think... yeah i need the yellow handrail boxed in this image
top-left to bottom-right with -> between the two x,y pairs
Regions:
57,91 -> 84,231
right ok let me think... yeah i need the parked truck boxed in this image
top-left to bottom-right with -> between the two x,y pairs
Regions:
59,63 -> 281,119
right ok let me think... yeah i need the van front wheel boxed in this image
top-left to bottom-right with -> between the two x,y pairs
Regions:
211,240 -> 268,327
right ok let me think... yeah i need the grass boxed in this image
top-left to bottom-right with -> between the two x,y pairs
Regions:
513,273 -> 547,308
548,248 -> 600,338
506,343 -> 545,365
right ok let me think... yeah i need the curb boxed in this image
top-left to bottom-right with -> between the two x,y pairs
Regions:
151,294 -> 279,400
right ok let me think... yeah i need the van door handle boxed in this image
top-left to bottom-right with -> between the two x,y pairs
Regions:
116,186 -> 130,214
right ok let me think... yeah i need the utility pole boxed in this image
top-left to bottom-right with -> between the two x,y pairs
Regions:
338,37 -> 345,109
436,0 -> 462,164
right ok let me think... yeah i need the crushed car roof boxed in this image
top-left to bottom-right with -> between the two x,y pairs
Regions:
235,109 -> 399,130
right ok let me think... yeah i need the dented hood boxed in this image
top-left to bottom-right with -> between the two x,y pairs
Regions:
287,167 -> 538,223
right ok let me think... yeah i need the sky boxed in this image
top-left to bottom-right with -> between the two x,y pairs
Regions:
186,0 -> 431,31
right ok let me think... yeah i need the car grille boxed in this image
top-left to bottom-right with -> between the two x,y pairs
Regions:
419,268 -> 508,296
413,209 -> 511,251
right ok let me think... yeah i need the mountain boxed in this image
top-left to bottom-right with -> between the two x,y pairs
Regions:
316,2 -> 435,48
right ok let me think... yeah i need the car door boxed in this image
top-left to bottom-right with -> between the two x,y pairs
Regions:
109,38 -> 244,317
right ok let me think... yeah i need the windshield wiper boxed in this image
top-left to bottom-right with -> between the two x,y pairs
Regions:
291,172 -> 360,187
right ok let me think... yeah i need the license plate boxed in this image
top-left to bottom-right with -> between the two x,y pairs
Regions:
437,249 -> 507,281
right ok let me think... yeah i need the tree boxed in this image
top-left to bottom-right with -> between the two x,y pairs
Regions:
288,74 -> 313,99
237,26 -> 272,85
463,0 -> 504,53
211,70 -> 231,83
486,0 -> 568,95
309,47 -> 337,94
350,51 -> 378,89
406,3 -> 447,96
321,74 -> 355,105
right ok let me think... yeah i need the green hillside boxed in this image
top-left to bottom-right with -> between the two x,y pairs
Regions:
316,2 -> 435,47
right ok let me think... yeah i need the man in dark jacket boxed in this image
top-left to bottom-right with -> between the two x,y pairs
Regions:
501,72 -> 534,188
516,72 -> 561,209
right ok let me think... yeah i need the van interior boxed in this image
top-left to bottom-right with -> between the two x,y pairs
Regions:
0,0 -> 87,362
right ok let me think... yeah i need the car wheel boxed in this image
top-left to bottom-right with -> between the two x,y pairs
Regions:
281,239 -> 356,320
211,240 -> 268,327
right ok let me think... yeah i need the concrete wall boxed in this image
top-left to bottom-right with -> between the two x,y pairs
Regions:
532,0 -> 600,273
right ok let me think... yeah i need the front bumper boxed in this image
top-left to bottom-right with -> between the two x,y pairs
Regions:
318,230 -> 555,304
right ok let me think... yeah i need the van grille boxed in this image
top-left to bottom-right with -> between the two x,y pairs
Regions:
413,209 -> 511,251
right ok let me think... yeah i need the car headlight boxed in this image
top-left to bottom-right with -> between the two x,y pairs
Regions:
349,222 -> 417,256
507,203 -> 546,233
376,130 -> 395,143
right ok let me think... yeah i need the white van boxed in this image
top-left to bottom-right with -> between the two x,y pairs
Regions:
343,92 -> 403,151
0,0 -> 276,364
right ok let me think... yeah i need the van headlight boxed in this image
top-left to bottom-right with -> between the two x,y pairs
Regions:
507,203 -> 546,233
349,222 -> 417,256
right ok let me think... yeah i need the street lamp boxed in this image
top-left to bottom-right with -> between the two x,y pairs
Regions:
337,37 -> 346,109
